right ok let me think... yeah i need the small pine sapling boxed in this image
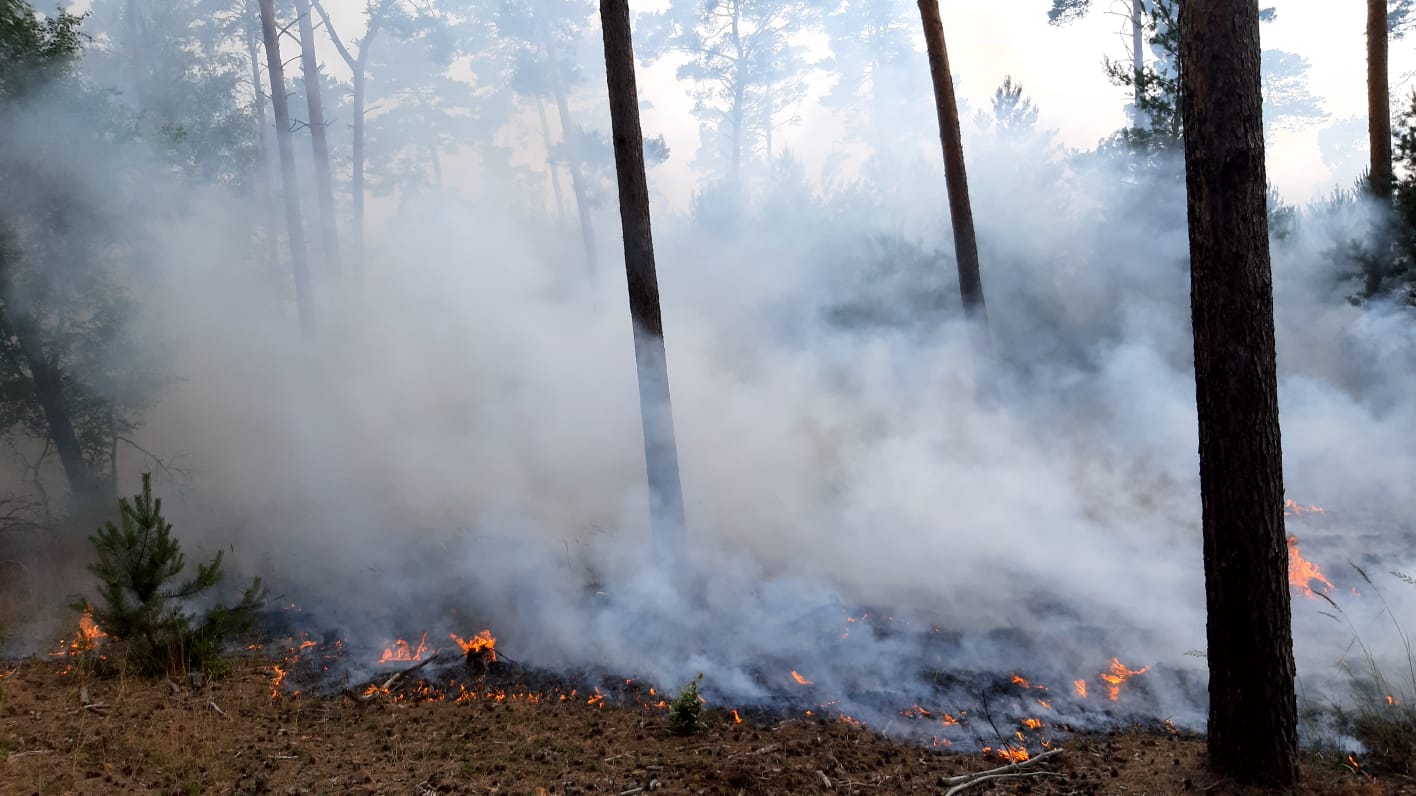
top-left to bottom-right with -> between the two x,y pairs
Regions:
76,473 -> 266,675
668,673 -> 707,735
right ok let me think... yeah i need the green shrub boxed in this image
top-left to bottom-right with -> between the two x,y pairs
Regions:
75,473 -> 266,676
668,673 -> 706,736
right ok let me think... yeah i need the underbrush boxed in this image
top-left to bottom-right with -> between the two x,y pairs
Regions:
1319,566 -> 1416,776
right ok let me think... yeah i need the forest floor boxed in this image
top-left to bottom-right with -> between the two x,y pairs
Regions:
0,656 -> 1410,796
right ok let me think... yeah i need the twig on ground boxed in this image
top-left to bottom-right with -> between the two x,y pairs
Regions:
65,702 -> 109,715
940,747 -> 1064,785
816,769 -> 833,789
6,749 -> 54,760
943,771 -> 1064,796
209,701 -> 228,717
618,788 -> 644,796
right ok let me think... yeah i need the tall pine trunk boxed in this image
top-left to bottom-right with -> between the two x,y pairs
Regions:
1369,0 -> 1393,198
917,1 -> 989,340
1178,0 -> 1298,787
244,5 -> 282,274
10,316 -> 102,512
536,97 -> 568,219
293,0 -> 343,278
1132,0 -> 1145,129
258,0 -> 315,334
599,0 -> 687,552
538,1 -> 598,282
312,0 -> 385,281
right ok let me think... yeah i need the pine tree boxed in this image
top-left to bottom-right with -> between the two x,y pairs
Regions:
81,473 -> 266,674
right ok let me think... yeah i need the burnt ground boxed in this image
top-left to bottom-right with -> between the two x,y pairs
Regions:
0,657 -> 1410,796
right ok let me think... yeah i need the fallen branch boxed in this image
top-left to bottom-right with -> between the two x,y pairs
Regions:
64,702 -> 109,715
944,771 -> 1064,796
358,651 -> 440,701
6,749 -> 54,761
940,747 -> 1065,796
940,747 -> 1063,785
209,701 -> 228,718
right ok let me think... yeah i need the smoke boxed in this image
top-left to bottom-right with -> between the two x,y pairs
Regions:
4,1 -> 1415,745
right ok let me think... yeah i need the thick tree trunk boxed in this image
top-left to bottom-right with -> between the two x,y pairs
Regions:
244,6 -> 282,273
1132,0 -> 1145,129
1369,0 -> 1393,198
258,0 -> 315,335
10,316 -> 101,510
917,1 -> 989,338
1178,0 -> 1299,788
539,3 -> 598,282
599,0 -> 687,552
293,0 -> 343,278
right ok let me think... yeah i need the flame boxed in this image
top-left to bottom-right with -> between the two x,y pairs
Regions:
1073,679 -> 1088,698
587,687 -> 604,708
732,709 -> 743,724
1100,658 -> 1150,701
450,630 -> 497,662
1037,699 -> 1052,710
270,665 -> 286,698
790,670 -> 813,686
1022,718 -> 1042,730
902,704 -> 934,719
941,713 -> 959,726
1287,536 -> 1335,598
1284,499 -> 1326,517
983,746 -> 1030,763
51,608 -> 107,657
1386,694 -> 1397,706
378,632 -> 431,664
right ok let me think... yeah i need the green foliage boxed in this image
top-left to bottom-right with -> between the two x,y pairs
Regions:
76,473 -> 265,675
0,0 -> 85,99
668,673 -> 706,736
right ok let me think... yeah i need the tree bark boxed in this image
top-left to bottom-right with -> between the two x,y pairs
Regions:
9,314 -> 102,511
1369,0 -> 1393,198
599,0 -> 687,552
258,0 -> 315,335
244,3 -> 282,273
1132,0 -> 1146,129
539,0 -> 599,282
536,97 -> 569,219
1178,0 -> 1299,788
917,1 -> 989,340
312,0 -> 388,282
293,0 -> 343,278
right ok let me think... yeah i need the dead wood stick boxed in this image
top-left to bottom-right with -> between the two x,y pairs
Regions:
209,701 -> 228,718
940,747 -> 1063,785
618,788 -> 644,796
943,770 -> 1064,796
359,651 -> 440,700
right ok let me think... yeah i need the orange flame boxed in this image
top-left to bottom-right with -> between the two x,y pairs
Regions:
732,709 -> 743,724
790,670 -> 813,686
450,630 -> 497,662
1022,718 -> 1042,730
270,665 -> 286,698
1284,499 -> 1325,517
984,746 -> 1030,763
52,608 -> 107,657
378,632 -> 431,664
1287,536 -> 1335,598
1074,679 -> 1088,698
1100,658 -> 1150,701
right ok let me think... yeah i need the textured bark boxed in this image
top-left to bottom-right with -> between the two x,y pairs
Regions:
599,0 -> 687,551
1369,0 -> 1393,198
917,1 -> 989,339
1178,0 -> 1299,787
258,0 -> 315,334
293,0 -> 343,278
539,0 -> 598,281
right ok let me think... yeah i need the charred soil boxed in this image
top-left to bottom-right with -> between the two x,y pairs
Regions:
0,658 -> 1409,795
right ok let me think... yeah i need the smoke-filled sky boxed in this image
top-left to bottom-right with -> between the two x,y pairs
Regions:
13,0 -> 1416,740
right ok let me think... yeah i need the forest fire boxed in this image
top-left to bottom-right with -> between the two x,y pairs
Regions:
450,630 -> 497,662
50,607 -> 106,657
379,632 -> 432,663
1287,536 -> 1335,598
790,670 -> 813,686
1099,658 -> 1150,702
